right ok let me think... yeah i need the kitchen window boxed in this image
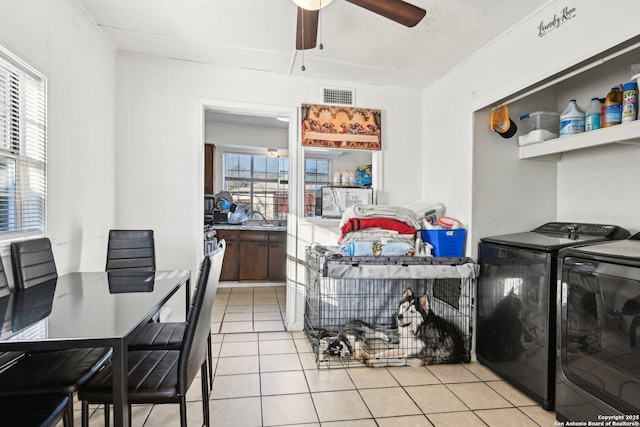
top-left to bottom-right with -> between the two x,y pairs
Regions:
0,45 -> 47,244
304,158 -> 331,216
223,153 -> 330,219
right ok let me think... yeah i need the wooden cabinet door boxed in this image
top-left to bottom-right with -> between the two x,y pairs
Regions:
268,231 -> 287,282
239,240 -> 269,281
216,229 -> 238,281
204,144 -> 215,195
220,239 -> 238,281
239,231 -> 268,281
268,242 -> 286,282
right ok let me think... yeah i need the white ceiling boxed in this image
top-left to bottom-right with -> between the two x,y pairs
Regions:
76,0 -> 548,89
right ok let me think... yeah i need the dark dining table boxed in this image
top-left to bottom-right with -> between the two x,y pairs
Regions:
0,269 -> 191,427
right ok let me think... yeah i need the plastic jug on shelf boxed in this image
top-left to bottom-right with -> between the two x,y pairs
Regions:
585,98 -> 602,131
559,99 -> 585,136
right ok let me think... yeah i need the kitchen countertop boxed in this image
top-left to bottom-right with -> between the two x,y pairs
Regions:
210,222 -> 287,232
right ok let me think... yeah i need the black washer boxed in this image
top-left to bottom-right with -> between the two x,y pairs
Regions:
476,222 -> 629,410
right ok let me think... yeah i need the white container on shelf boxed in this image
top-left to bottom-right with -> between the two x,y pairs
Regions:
559,100 -> 585,136
585,98 -> 602,131
518,111 -> 560,146
333,169 -> 341,184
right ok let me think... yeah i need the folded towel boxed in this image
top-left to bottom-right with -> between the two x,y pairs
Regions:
340,229 -> 415,246
341,217 -> 417,236
340,205 -> 422,229
341,241 -> 415,257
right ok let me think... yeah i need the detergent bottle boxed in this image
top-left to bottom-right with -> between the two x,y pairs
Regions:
559,100 -> 585,136
603,87 -> 623,127
622,82 -> 638,123
584,98 -> 602,131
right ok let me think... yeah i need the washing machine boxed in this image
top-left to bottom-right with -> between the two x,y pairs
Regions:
476,222 -> 629,410
556,233 -> 640,422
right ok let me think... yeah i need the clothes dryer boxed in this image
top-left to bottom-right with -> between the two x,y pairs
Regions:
477,222 -> 629,410
556,233 -> 640,422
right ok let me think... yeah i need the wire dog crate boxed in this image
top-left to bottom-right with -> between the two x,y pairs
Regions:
304,246 -> 478,368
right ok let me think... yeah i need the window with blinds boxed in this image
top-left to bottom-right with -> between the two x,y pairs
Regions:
0,46 -> 46,243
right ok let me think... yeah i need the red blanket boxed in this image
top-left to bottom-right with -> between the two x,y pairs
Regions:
341,217 -> 417,236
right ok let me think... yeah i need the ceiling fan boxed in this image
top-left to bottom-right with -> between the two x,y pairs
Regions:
293,0 -> 427,50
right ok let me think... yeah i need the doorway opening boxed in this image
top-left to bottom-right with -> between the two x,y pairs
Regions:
200,101 -> 298,289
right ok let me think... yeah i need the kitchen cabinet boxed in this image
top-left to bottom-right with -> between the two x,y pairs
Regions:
216,229 -> 238,281
204,144 -> 214,194
239,230 -> 269,281
268,231 -> 287,282
215,228 -> 287,282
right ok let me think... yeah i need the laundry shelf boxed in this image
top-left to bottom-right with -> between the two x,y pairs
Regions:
519,120 -> 640,161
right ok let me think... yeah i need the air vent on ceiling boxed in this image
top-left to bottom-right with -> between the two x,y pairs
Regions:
322,87 -> 355,106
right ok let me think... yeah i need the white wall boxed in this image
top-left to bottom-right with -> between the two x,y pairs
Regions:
116,54 -> 422,325
117,55 -> 422,270
423,0 -> 640,254
205,121 -> 289,194
205,122 -> 288,149
555,53 -> 640,232
206,123 -> 372,203
0,0 -> 117,276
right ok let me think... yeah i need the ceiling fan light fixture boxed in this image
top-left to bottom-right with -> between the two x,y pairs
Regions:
292,0 -> 333,11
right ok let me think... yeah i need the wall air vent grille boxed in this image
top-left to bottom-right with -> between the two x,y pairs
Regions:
323,87 -> 354,106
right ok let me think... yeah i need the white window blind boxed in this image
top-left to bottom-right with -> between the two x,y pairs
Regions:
0,46 -> 46,243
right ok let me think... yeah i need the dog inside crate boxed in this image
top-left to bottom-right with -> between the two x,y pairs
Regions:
307,278 -> 471,367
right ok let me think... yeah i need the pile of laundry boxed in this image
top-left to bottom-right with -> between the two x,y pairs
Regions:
338,205 -> 427,257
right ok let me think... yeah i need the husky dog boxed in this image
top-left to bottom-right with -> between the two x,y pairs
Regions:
366,288 -> 465,367
319,320 -> 389,361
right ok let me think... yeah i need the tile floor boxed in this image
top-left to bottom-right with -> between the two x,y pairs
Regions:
68,285 -> 559,426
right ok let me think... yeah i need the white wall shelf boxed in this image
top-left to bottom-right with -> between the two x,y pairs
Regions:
519,120 -> 640,161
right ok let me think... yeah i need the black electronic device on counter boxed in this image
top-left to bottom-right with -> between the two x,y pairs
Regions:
213,210 -> 228,224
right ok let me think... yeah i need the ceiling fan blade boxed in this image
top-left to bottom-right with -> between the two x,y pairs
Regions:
345,0 -> 426,27
296,7 -> 319,50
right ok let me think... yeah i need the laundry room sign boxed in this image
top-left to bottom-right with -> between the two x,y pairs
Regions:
538,6 -> 576,38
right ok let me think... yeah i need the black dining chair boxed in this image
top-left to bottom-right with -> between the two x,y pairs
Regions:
126,241 -> 227,391
105,229 -> 156,272
10,237 -> 58,289
0,254 -> 12,298
0,241 -> 113,425
78,242 -> 225,427
0,393 -> 72,427
0,340 -> 112,425
106,229 -> 163,323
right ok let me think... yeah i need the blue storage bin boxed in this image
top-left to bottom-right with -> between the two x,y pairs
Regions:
421,229 -> 466,257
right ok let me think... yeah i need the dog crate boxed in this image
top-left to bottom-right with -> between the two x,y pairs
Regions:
304,245 -> 478,368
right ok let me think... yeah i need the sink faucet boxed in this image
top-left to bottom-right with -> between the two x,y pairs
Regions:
252,210 -> 270,225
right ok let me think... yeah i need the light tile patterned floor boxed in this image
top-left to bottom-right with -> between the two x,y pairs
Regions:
68,285 -> 559,426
